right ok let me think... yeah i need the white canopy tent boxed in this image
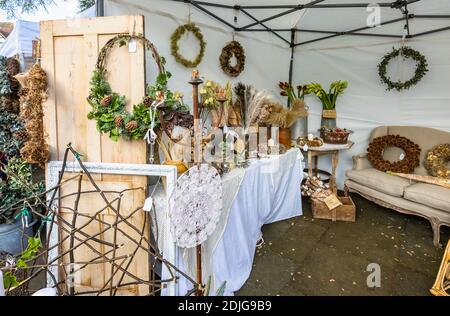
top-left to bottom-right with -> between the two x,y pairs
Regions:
0,20 -> 39,69
102,0 -> 450,187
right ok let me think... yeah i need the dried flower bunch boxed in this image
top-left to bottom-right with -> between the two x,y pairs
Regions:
367,135 -> 421,174
425,144 -> 450,179
200,80 -> 233,127
18,64 -> 49,168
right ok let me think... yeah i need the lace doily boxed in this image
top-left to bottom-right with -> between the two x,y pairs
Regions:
169,164 -> 223,248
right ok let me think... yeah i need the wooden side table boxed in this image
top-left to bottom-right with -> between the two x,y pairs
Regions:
302,142 -> 354,193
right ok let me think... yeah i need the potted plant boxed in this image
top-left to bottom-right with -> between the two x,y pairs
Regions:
0,157 -> 44,255
278,82 -> 310,140
306,80 -> 348,128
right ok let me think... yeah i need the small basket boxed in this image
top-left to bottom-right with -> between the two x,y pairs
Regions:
319,129 -> 353,144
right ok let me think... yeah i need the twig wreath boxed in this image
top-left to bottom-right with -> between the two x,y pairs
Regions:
170,23 -> 206,68
219,40 -> 246,77
87,34 -> 188,141
377,46 -> 429,92
425,144 -> 450,179
367,135 -> 421,174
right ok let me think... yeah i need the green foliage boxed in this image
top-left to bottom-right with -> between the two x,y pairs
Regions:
378,46 -> 429,92
170,23 -> 206,68
78,0 -> 95,12
2,237 -> 42,290
0,157 -> 45,223
0,56 -> 11,96
305,80 -> 348,110
0,0 -> 55,18
0,105 -> 24,157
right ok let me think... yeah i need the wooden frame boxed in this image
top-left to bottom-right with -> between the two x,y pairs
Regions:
431,240 -> 450,296
46,161 -> 179,296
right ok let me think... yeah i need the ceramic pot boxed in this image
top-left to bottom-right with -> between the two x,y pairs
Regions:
321,117 -> 337,129
279,127 -> 292,149
0,216 -> 34,255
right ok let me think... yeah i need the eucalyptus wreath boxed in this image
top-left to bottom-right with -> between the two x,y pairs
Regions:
219,40 -> 246,77
87,34 -> 188,141
170,23 -> 206,68
377,46 -> 429,92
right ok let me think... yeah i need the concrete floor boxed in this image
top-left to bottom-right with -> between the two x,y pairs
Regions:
237,193 -> 450,296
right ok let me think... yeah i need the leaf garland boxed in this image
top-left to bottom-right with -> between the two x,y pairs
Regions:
378,46 -> 429,92
219,40 -> 246,77
87,34 -> 189,142
170,23 -> 206,68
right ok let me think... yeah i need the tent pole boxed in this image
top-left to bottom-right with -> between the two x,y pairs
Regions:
288,29 -> 295,108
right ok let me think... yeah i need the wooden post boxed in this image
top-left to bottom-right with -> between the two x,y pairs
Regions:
189,70 -> 204,296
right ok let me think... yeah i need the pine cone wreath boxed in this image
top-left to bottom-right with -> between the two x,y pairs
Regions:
125,120 -> 138,131
114,116 -> 123,127
143,96 -> 153,107
100,95 -> 112,106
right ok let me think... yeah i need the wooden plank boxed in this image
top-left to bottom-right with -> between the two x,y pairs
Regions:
41,15 -> 149,296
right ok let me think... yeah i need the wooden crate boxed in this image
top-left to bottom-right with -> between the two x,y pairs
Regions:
312,196 -> 356,222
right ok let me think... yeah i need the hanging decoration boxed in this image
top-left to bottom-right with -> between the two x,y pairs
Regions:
170,23 -> 206,68
367,135 -> 421,174
219,40 -> 246,77
17,64 -> 49,168
425,144 -> 450,179
169,164 -> 223,248
87,34 -> 191,142
0,56 -> 11,96
377,46 -> 429,92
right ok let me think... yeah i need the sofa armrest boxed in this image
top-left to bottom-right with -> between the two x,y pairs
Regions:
352,153 -> 371,171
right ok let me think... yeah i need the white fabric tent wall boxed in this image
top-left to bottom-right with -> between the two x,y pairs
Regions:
104,0 -> 450,188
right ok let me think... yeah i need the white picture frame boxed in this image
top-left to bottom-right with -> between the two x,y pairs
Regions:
45,161 -> 179,296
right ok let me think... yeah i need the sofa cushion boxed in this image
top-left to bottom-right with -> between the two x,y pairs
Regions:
404,183 -> 450,212
346,168 -> 411,197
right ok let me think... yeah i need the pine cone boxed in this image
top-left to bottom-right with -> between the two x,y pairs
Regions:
100,95 -> 112,106
14,130 -> 28,140
143,96 -> 153,107
114,116 -> 123,127
6,58 -> 20,76
125,120 -> 138,131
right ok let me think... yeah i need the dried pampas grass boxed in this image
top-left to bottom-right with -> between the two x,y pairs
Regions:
18,64 -> 49,168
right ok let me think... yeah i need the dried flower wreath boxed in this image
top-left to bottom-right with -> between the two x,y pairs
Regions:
378,46 -> 429,92
425,144 -> 450,179
219,40 -> 245,77
170,23 -> 206,68
367,135 -> 421,174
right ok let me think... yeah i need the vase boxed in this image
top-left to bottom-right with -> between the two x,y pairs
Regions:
291,117 -> 308,139
279,127 -> 292,149
0,216 -> 34,255
321,108 -> 337,129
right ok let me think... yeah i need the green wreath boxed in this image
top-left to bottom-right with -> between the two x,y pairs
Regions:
219,40 -> 246,77
170,23 -> 206,68
377,46 -> 429,92
87,34 -> 189,141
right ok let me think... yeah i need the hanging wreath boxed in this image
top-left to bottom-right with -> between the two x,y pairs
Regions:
425,144 -> 450,179
87,34 -> 191,142
367,135 -> 421,174
377,46 -> 429,92
170,23 -> 206,68
219,40 -> 246,77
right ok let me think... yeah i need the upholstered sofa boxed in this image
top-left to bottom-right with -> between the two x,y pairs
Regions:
345,126 -> 450,247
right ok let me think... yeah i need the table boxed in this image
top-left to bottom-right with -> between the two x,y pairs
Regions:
159,148 -> 303,296
302,142 -> 353,192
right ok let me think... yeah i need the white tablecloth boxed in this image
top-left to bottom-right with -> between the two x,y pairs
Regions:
164,149 -> 303,296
